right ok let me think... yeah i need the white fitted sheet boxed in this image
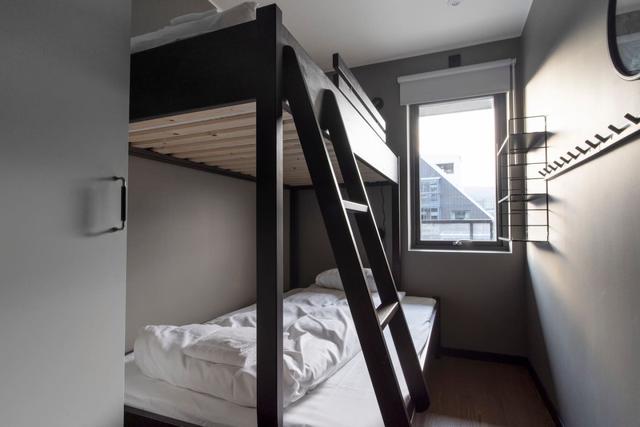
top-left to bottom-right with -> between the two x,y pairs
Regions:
131,2 -> 257,53
125,296 -> 436,427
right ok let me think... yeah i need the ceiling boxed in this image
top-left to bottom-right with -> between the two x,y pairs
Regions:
213,0 -> 533,70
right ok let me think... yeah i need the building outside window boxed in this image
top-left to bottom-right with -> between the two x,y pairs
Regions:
436,162 -> 455,174
451,210 -> 470,220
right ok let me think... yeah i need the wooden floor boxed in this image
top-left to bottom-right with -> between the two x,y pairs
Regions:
413,357 -> 555,427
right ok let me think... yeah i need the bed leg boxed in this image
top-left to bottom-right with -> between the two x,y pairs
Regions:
434,299 -> 442,359
256,4 -> 285,427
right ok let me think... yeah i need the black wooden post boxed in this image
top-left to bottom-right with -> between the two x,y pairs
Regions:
256,5 -> 284,427
391,180 -> 401,286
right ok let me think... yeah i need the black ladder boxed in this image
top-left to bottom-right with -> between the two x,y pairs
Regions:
283,46 -> 430,426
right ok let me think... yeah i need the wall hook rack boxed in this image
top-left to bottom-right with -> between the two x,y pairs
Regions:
540,113 -> 640,180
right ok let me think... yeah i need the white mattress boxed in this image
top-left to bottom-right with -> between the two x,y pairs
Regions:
125,296 -> 436,427
131,2 -> 257,53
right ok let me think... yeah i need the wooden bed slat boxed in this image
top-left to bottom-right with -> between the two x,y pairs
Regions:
128,102 -> 257,132
133,122 -> 298,150
168,135 -> 300,159
193,144 -> 331,163
129,102 -> 385,186
130,116 -> 294,144
132,124 -> 259,149
130,112 -> 256,137
153,130 -> 299,154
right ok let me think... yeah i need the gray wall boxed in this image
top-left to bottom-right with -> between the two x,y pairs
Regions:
126,157 -> 290,351
128,157 -> 247,350
293,184 -> 393,288
295,38 -> 528,355
521,0 -> 640,425
0,1 -> 130,426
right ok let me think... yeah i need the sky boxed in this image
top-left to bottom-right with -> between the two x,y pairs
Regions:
419,106 -> 496,190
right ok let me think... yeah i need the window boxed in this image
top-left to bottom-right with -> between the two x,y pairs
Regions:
410,94 -> 507,250
437,163 -> 454,174
451,210 -> 470,220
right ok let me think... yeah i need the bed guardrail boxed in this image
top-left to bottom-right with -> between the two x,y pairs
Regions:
331,53 -> 386,142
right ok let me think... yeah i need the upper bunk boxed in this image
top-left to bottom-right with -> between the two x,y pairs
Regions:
128,4 -> 398,187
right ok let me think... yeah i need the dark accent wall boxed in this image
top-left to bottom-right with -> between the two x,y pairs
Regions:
126,156 -> 290,351
521,0 -> 640,425
293,184 -> 392,288
294,38 -> 528,355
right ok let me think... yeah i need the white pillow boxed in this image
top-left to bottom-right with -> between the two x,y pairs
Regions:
315,268 -> 378,292
169,7 -> 219,26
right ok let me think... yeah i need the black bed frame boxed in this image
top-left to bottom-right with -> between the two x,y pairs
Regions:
126,5 -> 438,426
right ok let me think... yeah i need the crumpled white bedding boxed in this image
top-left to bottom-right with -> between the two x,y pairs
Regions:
183,326 -> 257,367
131,2 -> 257,53
134,286 -> 374,407
125,295 -> 437,427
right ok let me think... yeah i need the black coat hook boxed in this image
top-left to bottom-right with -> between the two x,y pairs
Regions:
624,113 -> 640,125
575,145 -> 590,155
608,123 -> 629,134
567,150 -> 579,159
585,139 -> 600,149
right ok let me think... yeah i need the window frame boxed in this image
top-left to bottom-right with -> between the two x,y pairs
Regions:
409,93 -> 509,252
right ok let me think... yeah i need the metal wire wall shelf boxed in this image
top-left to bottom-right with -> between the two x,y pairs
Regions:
497,115 -> 549,242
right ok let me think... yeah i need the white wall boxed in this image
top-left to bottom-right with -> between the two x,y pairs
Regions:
0,1 -> 130,425
521,0 -> 640,425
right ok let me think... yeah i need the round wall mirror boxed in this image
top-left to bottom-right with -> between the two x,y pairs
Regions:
609,0 -> 640,80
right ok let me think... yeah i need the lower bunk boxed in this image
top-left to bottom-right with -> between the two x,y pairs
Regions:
124,285 -> 439,427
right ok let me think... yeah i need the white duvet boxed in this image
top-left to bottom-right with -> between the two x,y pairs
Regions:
134,286 -> 378,408
131,2 -> 257,53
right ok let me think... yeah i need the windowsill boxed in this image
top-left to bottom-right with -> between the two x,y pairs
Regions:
408,246 -> 512,255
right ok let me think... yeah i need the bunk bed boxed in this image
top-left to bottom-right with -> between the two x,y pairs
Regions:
126,5 -> 439,426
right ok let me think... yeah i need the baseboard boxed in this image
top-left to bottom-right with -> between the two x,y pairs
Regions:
440,346 -> 528,365
440,347 -> 563,427
525,361 -> 564,427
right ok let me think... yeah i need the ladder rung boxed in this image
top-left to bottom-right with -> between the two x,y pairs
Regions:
376,301 -> 399,328
342,200 -> 368,213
